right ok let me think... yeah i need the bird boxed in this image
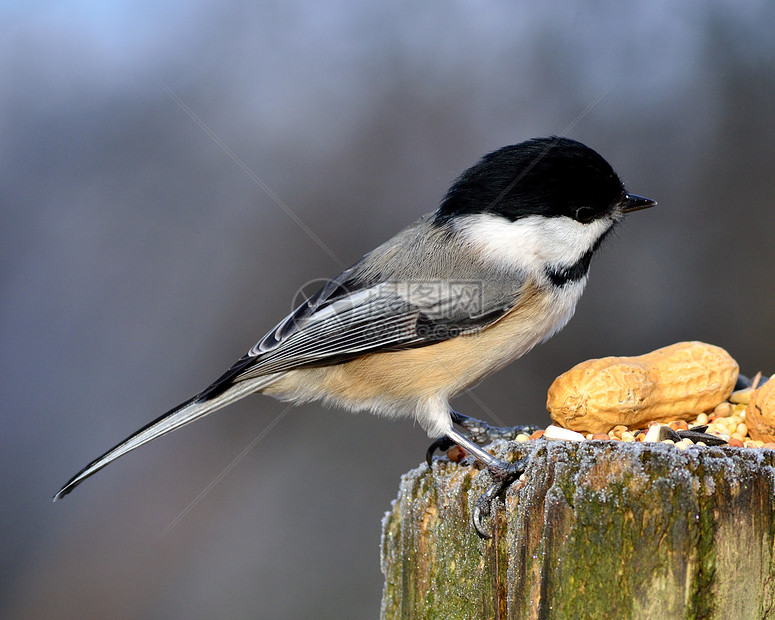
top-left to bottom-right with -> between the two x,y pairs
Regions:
54,136 -> 655,535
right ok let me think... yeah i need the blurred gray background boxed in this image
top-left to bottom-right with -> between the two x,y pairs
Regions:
3,1 -> 774,618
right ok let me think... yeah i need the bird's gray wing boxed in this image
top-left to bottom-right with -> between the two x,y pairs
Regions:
225,271 -> 524,384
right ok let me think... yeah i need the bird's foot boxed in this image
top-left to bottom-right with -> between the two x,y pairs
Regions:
471,456 -> 529,538
434,425 -> 530,539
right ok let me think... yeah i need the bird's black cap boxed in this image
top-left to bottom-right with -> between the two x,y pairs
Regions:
434,137 -> 633,226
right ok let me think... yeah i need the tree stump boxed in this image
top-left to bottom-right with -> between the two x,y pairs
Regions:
380,440 -> 775,619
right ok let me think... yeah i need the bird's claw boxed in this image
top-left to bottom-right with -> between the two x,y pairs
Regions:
425,436 -> 455,465
472,459 -> 526,539
472,482 -> 502,538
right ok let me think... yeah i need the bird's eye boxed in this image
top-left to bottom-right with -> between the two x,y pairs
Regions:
574,207 -> 596,223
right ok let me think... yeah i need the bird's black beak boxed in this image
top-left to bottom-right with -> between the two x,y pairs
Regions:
621,193 -> 657,214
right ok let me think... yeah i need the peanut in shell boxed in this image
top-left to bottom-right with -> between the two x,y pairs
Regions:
546,341 -> 739,434
744,379 -> 775,443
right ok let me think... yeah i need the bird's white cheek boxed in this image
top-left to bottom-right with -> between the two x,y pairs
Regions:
455,214 -> 611,272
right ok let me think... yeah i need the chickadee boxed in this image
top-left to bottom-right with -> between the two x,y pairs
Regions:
54,136 -> 655,533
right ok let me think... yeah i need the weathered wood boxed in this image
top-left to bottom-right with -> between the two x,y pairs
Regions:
380,440 -> 775,619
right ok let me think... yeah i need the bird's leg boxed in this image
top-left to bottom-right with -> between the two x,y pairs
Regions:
426,411 -> 538,464
444,426 -> 529,539
424,412 -> 536,537
451,411 -> 540,445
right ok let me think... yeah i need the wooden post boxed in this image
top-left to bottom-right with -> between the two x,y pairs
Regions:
380,440 -> 775,619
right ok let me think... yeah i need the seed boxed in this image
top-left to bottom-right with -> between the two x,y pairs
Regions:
543,425 -> 585,441
713,402 -> 734,418
644,425 -> 662,443
516,434 -> 529,443
447,446 -> 467,462
728,438 -> 744,448
730,388 -> 754,404
609,425 -> 628,439
696,413 -> 709,425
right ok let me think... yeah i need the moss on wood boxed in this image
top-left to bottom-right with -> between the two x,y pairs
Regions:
381,441 -> 775,619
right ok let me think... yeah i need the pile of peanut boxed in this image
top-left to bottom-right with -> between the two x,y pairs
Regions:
527,342 -> 775,450
515,388 -> 771,450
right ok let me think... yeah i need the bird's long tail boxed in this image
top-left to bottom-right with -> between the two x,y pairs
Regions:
53,375 -> 278,500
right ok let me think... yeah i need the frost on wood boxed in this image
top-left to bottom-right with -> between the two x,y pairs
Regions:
380,440 -> 775,619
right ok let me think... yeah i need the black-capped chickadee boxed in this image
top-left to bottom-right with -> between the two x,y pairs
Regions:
54,136 -> 655,534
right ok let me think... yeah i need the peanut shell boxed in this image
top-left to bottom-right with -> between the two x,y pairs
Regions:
547,341 -> 738,434
744,379 -> 775,443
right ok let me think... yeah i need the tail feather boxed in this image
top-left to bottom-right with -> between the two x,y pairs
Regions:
53,376 -> 277,500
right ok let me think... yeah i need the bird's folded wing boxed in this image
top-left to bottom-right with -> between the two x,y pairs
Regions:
236,279 -> 519,380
